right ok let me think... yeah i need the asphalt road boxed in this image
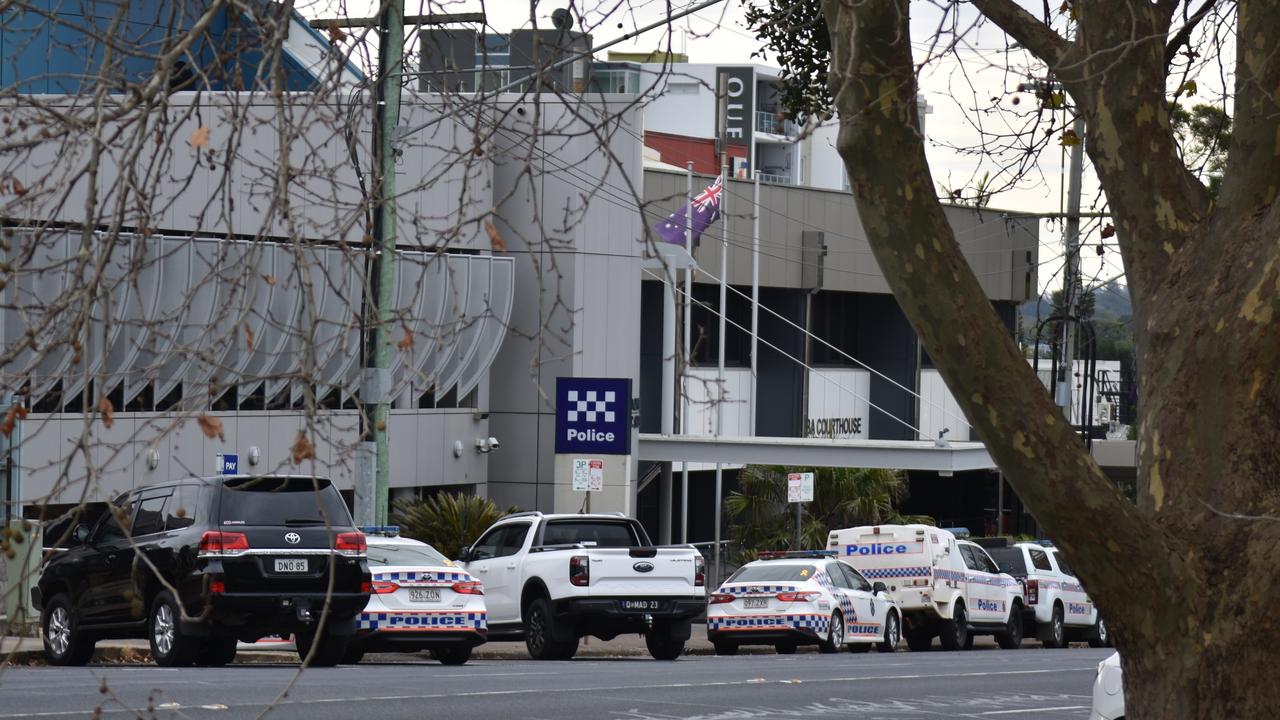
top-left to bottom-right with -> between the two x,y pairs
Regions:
0,647 -> 1112,720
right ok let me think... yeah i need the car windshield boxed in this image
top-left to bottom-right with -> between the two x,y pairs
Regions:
727,564 -> 818,583
988,547 -> 1029,576
218,476 -> 352,526
367,542 -> 450,568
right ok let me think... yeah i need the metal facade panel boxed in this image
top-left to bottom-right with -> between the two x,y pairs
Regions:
456,257 -> 515,398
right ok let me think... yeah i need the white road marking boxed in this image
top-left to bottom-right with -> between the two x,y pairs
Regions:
979,707 -> 1088,715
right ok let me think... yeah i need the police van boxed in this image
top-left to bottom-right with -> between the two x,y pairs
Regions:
828,524 -> 1024,651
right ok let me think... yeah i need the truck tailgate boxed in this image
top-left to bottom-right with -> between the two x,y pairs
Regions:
582,548 -> 700,596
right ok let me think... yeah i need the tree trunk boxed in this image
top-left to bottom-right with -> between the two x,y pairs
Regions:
822,0 -> 1280,716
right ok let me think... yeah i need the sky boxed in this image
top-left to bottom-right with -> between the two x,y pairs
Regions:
302,0 -> 1232,296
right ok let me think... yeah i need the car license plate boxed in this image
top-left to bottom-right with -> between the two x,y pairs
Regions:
274,558 -> 308,573
621,600 -> 661,611
744,598 -> 768,609
409,588 -> 441,603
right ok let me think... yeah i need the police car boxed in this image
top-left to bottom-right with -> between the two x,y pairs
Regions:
346,529 -> 487,665
987,540 -> 1110,648
706,551 -> 901,655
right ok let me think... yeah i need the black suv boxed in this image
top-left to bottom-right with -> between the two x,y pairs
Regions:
34,475 -> 370,667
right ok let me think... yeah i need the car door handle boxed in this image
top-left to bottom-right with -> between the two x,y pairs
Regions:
475,566 -> 489,573
107,554 -> 117,562
505,563 -> 517,570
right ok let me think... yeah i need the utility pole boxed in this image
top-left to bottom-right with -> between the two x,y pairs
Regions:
1057,114 -> 1086,419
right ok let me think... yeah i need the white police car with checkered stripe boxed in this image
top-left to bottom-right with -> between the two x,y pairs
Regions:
345,529 -> 487,665
707,551 -> 900,655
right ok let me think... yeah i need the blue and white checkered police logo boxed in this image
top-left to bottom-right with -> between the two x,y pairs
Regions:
555,377 -> 631,455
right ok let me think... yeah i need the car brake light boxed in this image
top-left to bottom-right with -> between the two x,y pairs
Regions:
199,531 -> 249,556
710,593 -> 734,604
370,581 -> 398,594
1026,579 -> 1039,605
209,580 -> 226,594
452,581 -> 484,595
570,555 -> 589,587
776,591 -> 821,603
335,532 -> 367,556
695,555 -> 706,587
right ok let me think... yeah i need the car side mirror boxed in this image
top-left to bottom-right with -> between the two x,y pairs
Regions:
872,581 -> 888,595
73,523 -> 92,544
455,548 -> 472,563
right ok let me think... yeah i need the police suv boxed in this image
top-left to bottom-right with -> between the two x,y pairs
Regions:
828,524 -> 1024,651
987,540 -> 1110,648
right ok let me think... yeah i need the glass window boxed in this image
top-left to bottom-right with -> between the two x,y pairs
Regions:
1050,550 -> 1074,577
838,563 -> 872,592
973,547 -> 1000,574
1029,549 -> 1054,572
727,564 -> 817,583
131,495 -> 169,537
164,484 -> 199,531
471,523 -> 531,560
988,547 -> 1029,576
500,524 -> 531,555
218,476 -> 352,527
470,526 -> 507,560
540,520 -> 638,548
94,498 -> 132,543
367,542 -> 450,568
959,544 -> 981,571
824,563 -> 852,589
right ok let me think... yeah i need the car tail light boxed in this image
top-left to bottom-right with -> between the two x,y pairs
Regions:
1026,579 -> 1039,605
570,555 -> 589,587
335,532 -> 367,556
198,531 -> 249,556
710,593 -> 734,604
370,581 -> 398,594
452,581 -> 484,595
209,580 -> 226,594
694,555 -> 706,587
776,591 -> 821,603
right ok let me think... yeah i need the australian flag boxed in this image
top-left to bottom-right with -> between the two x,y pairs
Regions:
653,175 -> 723,247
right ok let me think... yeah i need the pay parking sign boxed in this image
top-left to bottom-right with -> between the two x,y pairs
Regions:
216,453 -> 239,475
556,377 -> 631,455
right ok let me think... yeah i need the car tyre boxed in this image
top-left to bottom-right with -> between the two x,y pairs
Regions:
296,628 -> 350,667
939,603 -> 968,651
819,611 -> 845,654
645,633 -> 685,660
878,610 -> 901,653
432,645 -> 473,665
996,608 -> 1023,649
343,645 -> 366,665
905,630 -> 933,652
525,597 -> 578,660
194,635 -> 238,666
774,642 -> 797,655
1042,604 -> 1067,649
1088,618 -> 1111,648
149,591 -> 198,667
712,640 -> 738,656
41,594 -> 95,666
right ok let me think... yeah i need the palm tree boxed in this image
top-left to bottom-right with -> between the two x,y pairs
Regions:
724,465 -> 932,563
391,492 -> 519,560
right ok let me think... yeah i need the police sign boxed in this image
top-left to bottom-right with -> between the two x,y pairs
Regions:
555,377 -> 631,455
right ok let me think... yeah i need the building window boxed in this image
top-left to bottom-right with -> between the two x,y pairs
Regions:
809,291 -> 859,365
476,34 -> 510,68
689,283 -> 750,366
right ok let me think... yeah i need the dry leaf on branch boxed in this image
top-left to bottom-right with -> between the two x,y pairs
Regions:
0,406 -> 17,437
397,324 -> 414,351
189,126 -> 211,149
291,432 -> 315,464
196,414 -> 225,441
326,21 -> 347,43
262,274 -> 277,286
243,322 -> 255,351
98,395 -> 114,429
485,219 -> 507,252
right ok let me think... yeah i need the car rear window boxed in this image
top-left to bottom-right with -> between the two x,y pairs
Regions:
540,520 -> 639,547
988,547 -> 1028,576
727,564 -> 818,583
218,476 -> 352,526
367,542 -> 450,568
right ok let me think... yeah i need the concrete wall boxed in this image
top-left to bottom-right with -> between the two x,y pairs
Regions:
486,96 -> 644,513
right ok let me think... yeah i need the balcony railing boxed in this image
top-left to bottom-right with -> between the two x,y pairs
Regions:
756,171 -> 796,185
754,110 -> 799,136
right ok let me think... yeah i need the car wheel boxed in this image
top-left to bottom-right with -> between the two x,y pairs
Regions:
296,628 -> 350,667
939,603 -> 968,651
712,640 -> 738,656
905,630 -> 933,652
524,598 -> 578,660
149,591 -> 197,667
41,594 -> 95,666
645,633 -> 685,660
194,635 -> 238,666
432,645 -> 473,665
819,611 -> 845,653
996,608 -> 1023,649
878,611 -> 901,653
774,642 -> 797,655
1088,618 -> 1111,648
1042,604 -> 1067,649
343,645 -> 367,665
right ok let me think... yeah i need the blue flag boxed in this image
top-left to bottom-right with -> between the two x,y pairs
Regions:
653,175 -> 723,247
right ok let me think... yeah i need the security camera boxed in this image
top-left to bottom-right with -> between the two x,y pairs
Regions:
475,437 -> 501,454
486,437 -> 500,451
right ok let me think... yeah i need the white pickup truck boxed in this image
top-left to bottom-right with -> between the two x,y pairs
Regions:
456,512 -> 707,660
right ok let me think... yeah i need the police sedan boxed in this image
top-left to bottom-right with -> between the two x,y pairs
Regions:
707,551 -> 901,655
345,529 -> 487,665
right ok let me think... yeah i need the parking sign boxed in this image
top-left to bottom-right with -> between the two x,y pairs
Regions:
787,472 -> 814,503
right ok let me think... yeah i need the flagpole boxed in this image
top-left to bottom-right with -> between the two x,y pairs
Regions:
750,170 -> 760,437
659,194 -> 678,544
714,160 -> 728,589
681,161 -> 693,545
